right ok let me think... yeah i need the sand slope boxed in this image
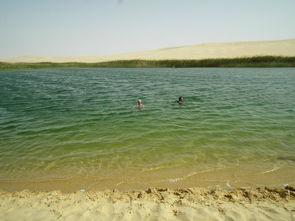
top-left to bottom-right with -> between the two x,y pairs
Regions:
1,187 -> 294,221
1,39 -> 295,63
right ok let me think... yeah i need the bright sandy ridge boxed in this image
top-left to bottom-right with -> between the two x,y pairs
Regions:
1,39 -> 295,63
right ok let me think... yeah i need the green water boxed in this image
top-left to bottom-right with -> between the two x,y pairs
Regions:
0,68 -> 294,184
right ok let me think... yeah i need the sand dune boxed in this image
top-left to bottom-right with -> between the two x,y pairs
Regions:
1,39 -> 295,63
1,187 -> 294,221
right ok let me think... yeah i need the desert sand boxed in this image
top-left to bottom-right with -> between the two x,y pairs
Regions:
1,39 -> 295,63
0,186 -> 294,221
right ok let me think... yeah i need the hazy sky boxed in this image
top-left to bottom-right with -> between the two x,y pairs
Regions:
0,0 -> 294,58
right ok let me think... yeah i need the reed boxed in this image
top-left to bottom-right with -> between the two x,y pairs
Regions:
1,56 -> 295,70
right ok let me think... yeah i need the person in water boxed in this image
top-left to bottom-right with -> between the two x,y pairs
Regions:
136,99 -> 144,108
176,96 -> 184,104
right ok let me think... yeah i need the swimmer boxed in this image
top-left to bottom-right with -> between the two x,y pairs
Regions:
135,99 -> 144,108
176,96 -> 184,104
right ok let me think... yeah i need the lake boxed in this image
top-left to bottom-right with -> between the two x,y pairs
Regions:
0,68 -> 294,191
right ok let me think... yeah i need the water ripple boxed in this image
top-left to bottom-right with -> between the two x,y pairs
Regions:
0,68 -> 295,180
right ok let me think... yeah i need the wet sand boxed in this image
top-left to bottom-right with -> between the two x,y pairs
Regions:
1,163 -> 294,192
1,163 -> 295,220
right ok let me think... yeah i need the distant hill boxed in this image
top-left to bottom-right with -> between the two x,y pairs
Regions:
1,39 -> 295,63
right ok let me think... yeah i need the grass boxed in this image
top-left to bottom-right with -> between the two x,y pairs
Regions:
1,56 -> 295,70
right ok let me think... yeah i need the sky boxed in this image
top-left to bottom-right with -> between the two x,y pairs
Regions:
0,0 -> 295,58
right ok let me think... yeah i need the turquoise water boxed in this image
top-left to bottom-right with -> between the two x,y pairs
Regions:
0,68 -> 295,185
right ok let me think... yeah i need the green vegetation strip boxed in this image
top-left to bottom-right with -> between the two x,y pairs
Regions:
1,56 -> 295,70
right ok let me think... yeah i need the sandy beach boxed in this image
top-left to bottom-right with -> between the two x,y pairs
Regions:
1,186 -> 294,221
1,39 -> 295,63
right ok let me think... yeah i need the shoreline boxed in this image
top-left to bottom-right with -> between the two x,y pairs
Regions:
1,56 -> 295,70
1,186 -> 294,220
1,163 -> 294,193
